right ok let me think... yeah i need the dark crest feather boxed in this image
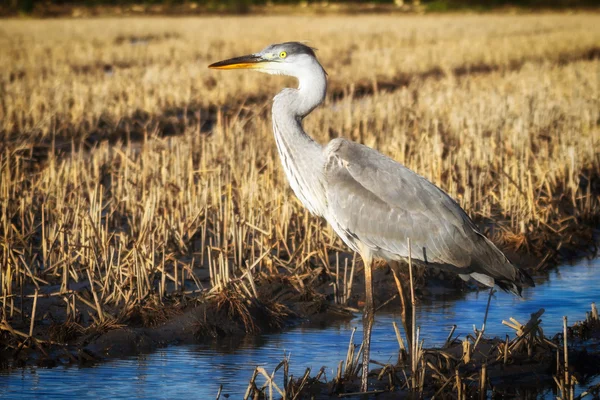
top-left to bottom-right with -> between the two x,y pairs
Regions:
266,42 -> 318,58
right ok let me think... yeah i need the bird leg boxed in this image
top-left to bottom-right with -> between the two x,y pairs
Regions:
481,286 -> 495,334
361,257 -> 374,392
390,260 -> 413,352
473,287 -> 495,351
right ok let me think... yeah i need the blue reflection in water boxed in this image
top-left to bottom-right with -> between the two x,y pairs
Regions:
0,258 -> 598,399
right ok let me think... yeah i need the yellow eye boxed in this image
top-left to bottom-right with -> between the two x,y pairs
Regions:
279,51 -> 287,59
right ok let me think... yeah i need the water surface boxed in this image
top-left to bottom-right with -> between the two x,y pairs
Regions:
1,258 -> 598,399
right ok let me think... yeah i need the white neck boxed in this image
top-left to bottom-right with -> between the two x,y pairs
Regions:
270,58 -> 328,216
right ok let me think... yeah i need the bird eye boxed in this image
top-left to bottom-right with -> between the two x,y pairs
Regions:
279,51 -> 287,59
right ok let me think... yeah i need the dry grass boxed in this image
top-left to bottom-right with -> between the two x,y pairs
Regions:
0,14 -> 599,338
1,14 -> 599,139
241,304 -> 600,398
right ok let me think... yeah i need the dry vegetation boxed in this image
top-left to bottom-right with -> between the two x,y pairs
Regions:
1,14 -> 599,354
245,305 -> 600,399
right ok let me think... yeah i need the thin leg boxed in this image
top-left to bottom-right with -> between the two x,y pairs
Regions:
390,261 -> 413,352
361,257 -> 374,392
402,280 -> 414,361
473,287 -> 495,351
481,287 -> 495,334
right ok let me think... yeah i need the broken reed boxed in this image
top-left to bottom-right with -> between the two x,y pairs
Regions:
242,303 -> 600,399
0,132 -> 342,321
1,15 -> 600,327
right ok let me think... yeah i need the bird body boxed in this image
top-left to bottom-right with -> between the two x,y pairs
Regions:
209,42 -> 533,392
260,43 -> 531,295
323,137 -> 533,295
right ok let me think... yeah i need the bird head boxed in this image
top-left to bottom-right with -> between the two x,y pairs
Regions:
208,42 -> 322,78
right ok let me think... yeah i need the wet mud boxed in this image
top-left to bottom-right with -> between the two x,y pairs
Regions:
0,270 -> 358,370
0,260 -> 480,369
1,258 -> 598,367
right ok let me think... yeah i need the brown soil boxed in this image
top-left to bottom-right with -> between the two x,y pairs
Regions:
0,267 -> 359,369
1,244 -> 599,399
0,253 -> 594,362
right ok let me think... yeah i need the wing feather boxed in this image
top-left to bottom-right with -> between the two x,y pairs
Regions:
323,138 -> 522,285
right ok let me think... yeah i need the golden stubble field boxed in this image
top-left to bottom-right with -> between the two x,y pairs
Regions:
0,14 -> 599,333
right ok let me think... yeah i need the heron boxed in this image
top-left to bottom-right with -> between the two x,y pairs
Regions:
209,42 -> 534,392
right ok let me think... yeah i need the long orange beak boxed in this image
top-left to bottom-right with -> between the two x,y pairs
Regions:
208,54 -> 265,70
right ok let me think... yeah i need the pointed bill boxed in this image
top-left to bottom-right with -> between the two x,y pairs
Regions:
208,54 -> 266,70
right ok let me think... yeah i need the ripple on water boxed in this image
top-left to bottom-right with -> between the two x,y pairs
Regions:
0,258 -> 598,399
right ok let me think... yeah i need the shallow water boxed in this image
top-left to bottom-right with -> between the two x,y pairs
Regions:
1,258 -> 599,399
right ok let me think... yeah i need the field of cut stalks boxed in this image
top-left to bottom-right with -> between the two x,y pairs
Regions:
0,13 -> 599,347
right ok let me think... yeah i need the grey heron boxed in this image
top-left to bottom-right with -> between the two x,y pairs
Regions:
209,42 -> 534,392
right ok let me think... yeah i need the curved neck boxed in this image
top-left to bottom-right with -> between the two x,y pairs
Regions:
294,61 -> 327,118
271,62 -> 328,216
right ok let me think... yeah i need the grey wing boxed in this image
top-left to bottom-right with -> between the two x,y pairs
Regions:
323,138 -> 525,289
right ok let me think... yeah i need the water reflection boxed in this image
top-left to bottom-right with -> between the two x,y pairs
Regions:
0,258 -> 598,399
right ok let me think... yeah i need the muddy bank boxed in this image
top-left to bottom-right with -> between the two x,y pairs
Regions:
0,255 -> 596,371
0,261 -> 507,369
2,255 -> 600,400
0,271 -> 359,370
